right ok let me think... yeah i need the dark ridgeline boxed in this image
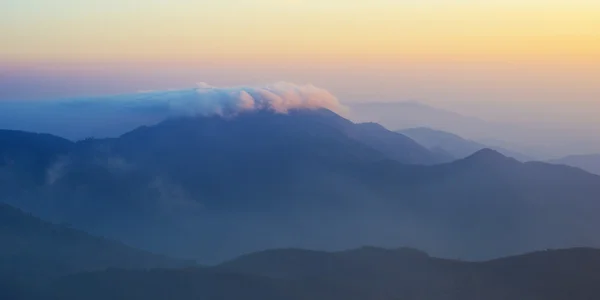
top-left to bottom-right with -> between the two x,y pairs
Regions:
0,203 -> 190,299
1,108 -> 600,263
1,206 -> 599,300
6,236 -> 600,300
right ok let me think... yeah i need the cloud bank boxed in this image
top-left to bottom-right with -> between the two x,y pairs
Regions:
167,82 -> 346,116
0,82 -> 347,140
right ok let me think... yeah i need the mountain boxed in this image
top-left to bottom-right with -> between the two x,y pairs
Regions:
347,101 -> 599,158
398,127 -> 533,161
548,154 -> 600,175
43,247 -> 600,300
0,109 -> 440,260
0,130 -> 72,186
348,101 -> 489,137
342,149 -> 600,259
347,101 -> 543,157
113,109 -> 441,165
351,122 -> 443,164
217,246 -> 431,279
0,203 -> 185,278
2,109 -> 600,263
0,203 -> 189,299
218,247 -> 600,300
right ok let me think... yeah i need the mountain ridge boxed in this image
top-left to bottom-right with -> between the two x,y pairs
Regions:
44,246 -> 600,300
2,109 -> 600,263
548,154 -> 600,175
398,127 -> 533,161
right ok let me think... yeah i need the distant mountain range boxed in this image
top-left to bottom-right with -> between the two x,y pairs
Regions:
44,246 -> 600,300
548,154 -> 600,175
396,126 -> 600,176
348,101 -> 600,158
398,127 -> 533,161
2,109 -> 600,264
348,101 -> 489,138
3,207 -> 600,300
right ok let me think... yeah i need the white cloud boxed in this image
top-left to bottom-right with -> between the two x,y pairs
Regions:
0,82 -> 348,140
169,82 -> 347,116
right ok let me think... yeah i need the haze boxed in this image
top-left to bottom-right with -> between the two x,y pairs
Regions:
2,1 -> 599,138
4,1 -> 600,299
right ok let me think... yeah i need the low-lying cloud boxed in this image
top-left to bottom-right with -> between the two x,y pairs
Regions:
174,82 -> 346,116
0,82 -> 347,140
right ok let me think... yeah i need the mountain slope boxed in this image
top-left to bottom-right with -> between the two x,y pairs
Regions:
0,202 -> 190,299
0,130 -> 72,187
398,127 -> 532,161
548,154 -> 600,175
218,247 -> 431,280
2,110 -> 600,263
347,101 -> 592,158
0,203 -> 186,285
340,149 -> 600,259
45,247 -> 600,300
217,247 -> 600,300
353,122 -> 444,164
114,109 -> 440,165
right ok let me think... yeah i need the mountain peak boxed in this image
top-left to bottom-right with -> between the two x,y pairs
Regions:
463,148 -> 516,164
341,246 -> 429,260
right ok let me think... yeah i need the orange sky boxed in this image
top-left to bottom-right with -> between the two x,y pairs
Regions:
1,0 -> 599,106
2,0 -> 600,65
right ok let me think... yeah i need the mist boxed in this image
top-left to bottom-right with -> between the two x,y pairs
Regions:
3,0 -> 600,298
347,101 -> 600,159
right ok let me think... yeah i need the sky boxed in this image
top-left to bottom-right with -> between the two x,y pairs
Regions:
1,0 -> 599,117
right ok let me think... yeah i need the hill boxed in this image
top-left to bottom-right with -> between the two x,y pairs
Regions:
42,247 -> 600,300
0,130 -> 72,187
398,127 -> 532,161
548,154 -> 600,175
0,202 -> 188,299
347,101 -> 593,158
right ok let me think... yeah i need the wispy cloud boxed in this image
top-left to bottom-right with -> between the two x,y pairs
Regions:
166,82 -> 347,116
0,82 -> 347,140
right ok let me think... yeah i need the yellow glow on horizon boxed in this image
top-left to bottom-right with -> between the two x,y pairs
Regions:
2,1 -> 599,65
